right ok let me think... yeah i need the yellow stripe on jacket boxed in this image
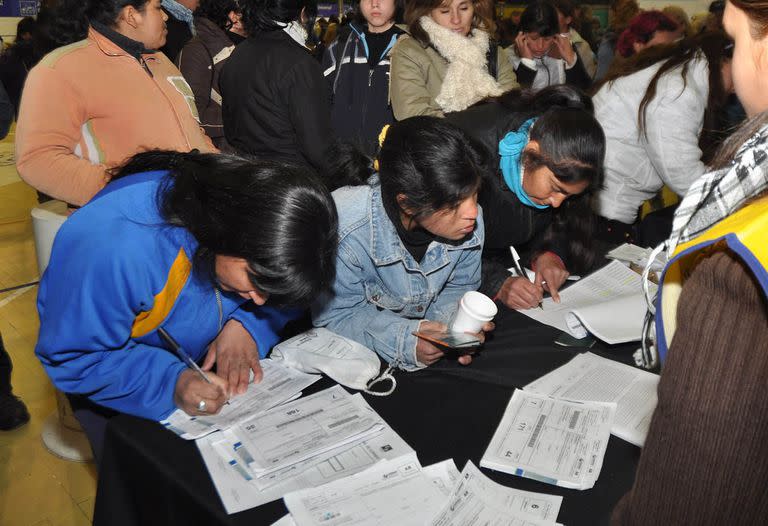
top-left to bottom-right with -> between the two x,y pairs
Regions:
131,247 -> 192,338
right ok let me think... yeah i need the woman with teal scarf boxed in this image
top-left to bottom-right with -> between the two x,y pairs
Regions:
446,85 -> 605,309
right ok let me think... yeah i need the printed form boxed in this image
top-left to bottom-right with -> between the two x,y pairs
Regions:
232,385 -> 385,476
525,352 -> 659,446
198,419 -> 415,514
481,389 -> 615,490
283,455 -> 460,526
518,260 -> 655,344
161,359 -> 320,439
430,461 -> 563,526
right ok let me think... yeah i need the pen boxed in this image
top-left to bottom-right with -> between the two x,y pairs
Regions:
157,327 -> 213,384
510,246 -> 543,310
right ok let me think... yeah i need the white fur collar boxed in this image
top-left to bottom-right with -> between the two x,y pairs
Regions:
419,16 -> 503,112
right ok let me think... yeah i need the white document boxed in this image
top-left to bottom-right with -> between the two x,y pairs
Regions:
481,389 -> 615,490
518,260 -> 656,344
430,461 -> 562,526
161,359 -> 320,439
525,352 -> 659,446
283,455 -> 458,526
233,385 -> 385,475
198,418 -> 416,514
607,243 -> 665,273
272,516 -> 297,526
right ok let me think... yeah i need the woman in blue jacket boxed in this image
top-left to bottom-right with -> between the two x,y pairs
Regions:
36,150 -> 338,460
312,117 -> 492,370
323,0 -> 404,155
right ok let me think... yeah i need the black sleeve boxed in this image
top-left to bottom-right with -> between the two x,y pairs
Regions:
283,59 -> 334,172
564,53 -> 592,90
513,62 -> 536,88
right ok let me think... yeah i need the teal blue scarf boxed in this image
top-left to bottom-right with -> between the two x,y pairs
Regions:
499,118 -> 549,209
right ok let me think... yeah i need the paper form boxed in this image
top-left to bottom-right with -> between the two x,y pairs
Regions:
198,419 -> 415,514
430,461 -> 562,526
232,386 -> 385,475
518,260 -> 656,344
525,352 -> 659,446
282,456 -> 458,526
161,359 -> 320,439
481,389 -> 615,490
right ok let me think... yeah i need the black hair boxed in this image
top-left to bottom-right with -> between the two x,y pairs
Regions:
519,0 -> 559,37
112,150 -> 339,307
196,0 -> 240,31
239,0 -> 318,34
16,16 -> 36,41
326,117 -> 489,223
493,86 -> 605,273
49,0 -> 150,46
351,0 -> 404,27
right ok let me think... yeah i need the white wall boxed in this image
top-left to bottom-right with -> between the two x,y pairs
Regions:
638,0 -> 712,17
0,17 -> 23,44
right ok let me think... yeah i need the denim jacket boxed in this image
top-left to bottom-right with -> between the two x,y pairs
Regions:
311,178 -> 484,371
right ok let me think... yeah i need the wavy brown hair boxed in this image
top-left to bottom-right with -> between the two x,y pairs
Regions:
594,31 -> 733,162
405,0 -> 496,46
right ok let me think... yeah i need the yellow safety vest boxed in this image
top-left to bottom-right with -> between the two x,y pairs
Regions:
656,196 -> 768,362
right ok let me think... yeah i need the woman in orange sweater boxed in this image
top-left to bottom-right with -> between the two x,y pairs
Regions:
16,0 -> 215,207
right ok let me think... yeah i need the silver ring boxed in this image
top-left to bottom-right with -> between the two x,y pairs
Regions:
197,399 -> 207,412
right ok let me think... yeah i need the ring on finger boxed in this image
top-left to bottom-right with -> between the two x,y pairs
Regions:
197,399 -> 207,412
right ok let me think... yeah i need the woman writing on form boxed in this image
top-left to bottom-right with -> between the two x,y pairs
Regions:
35,151 -> 338,461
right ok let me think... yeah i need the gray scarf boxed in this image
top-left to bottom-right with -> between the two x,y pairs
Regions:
667,124 -> 768,257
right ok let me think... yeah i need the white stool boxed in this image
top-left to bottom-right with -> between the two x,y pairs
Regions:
31,201 -> 94,462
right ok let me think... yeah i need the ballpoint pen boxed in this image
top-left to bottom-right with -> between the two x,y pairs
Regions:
510,246 -> 543,310
157,327 -> 213,384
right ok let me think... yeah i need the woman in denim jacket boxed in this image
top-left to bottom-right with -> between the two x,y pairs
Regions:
312,117 -> 493,370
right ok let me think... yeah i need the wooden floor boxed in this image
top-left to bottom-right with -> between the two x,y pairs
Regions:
0,127 -> 97,525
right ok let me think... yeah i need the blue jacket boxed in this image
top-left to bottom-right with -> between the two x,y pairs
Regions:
311,178 -> 483,370
322,23 -> 403,155
35,171 -> 297,420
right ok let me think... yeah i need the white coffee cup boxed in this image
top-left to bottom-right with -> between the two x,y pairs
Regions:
450,291 -> 498,334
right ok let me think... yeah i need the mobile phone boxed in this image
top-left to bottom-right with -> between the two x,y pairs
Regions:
412,328 -> 482,350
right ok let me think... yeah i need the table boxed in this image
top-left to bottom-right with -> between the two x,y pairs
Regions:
93,307 -> 643,526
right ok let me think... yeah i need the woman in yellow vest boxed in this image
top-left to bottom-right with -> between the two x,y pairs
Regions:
612,1 -> 768,524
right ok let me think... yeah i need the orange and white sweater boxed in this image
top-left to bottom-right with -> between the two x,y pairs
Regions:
16,27 -> 215,206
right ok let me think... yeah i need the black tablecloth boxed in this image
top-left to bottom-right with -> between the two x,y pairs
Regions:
94,308 -> 642,526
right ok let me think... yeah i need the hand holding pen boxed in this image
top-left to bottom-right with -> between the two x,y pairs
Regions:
160,328 -> 229,416
495,246 -> 545,310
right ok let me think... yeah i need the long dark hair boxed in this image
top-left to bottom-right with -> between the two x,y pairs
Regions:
595,31 -> 733,162
196,0 -> 240,31
327,117 -> 489,223
239,0 -> 317,34
112,151 -> 339,307
49,0 -> 150,47
524,89 -> 605,273
464,86 -> 605,272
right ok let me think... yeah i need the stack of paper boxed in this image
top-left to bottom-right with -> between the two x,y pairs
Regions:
197,386 -> 416,514
480,389 -> 615,490
278,458 -> 563,526
525,353 -> 659,446
219,386 -> 386,481
161,359 -> 321,440
430,461 -> 563,526
519,260 -> 656,344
